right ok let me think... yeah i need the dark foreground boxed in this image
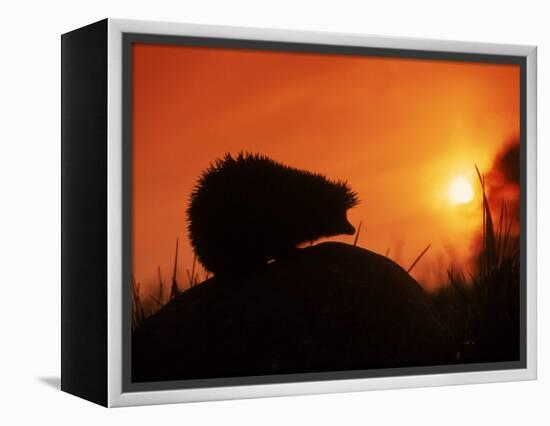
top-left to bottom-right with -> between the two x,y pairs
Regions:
132,242 -> 454,382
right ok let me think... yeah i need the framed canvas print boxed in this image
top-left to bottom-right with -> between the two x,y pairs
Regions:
61,18 -> 537,407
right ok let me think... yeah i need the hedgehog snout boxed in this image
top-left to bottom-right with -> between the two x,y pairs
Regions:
340,220 -> 355,235
332,212 -> 356,236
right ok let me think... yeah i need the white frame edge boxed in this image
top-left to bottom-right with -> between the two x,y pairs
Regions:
107,18 -> 537,407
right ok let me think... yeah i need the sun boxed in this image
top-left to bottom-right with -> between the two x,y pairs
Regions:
448,175 -> 474,205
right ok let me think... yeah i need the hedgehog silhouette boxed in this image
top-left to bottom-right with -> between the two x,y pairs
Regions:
187,152 -> 359,276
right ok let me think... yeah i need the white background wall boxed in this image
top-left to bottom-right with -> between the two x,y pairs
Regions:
0,0 -> 547,424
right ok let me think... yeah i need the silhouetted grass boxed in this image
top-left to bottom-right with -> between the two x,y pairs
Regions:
353,220 -> 362,246
430,166 -> 520,362
131,276 -> 146,330
407,244 -> 431,273
131,239 -> 210,330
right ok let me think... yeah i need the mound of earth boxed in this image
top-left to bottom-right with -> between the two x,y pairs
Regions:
132,242 -> 453,382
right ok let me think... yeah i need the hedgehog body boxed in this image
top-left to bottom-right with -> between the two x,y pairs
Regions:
187,153 -> 359,276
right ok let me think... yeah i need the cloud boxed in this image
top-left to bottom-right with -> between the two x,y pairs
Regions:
490,140 -> 520,185
486,139 -> 521,226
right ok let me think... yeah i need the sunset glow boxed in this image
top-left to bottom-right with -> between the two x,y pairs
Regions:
131,43 -> 520,293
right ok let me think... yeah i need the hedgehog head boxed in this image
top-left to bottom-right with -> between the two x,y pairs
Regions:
301,176 -> 359,240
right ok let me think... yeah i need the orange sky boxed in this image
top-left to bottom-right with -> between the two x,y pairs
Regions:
131,42 -> 520,294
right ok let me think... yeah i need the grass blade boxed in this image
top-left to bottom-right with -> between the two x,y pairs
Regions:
407,244 -> 431,273
353,220 -> 362,246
